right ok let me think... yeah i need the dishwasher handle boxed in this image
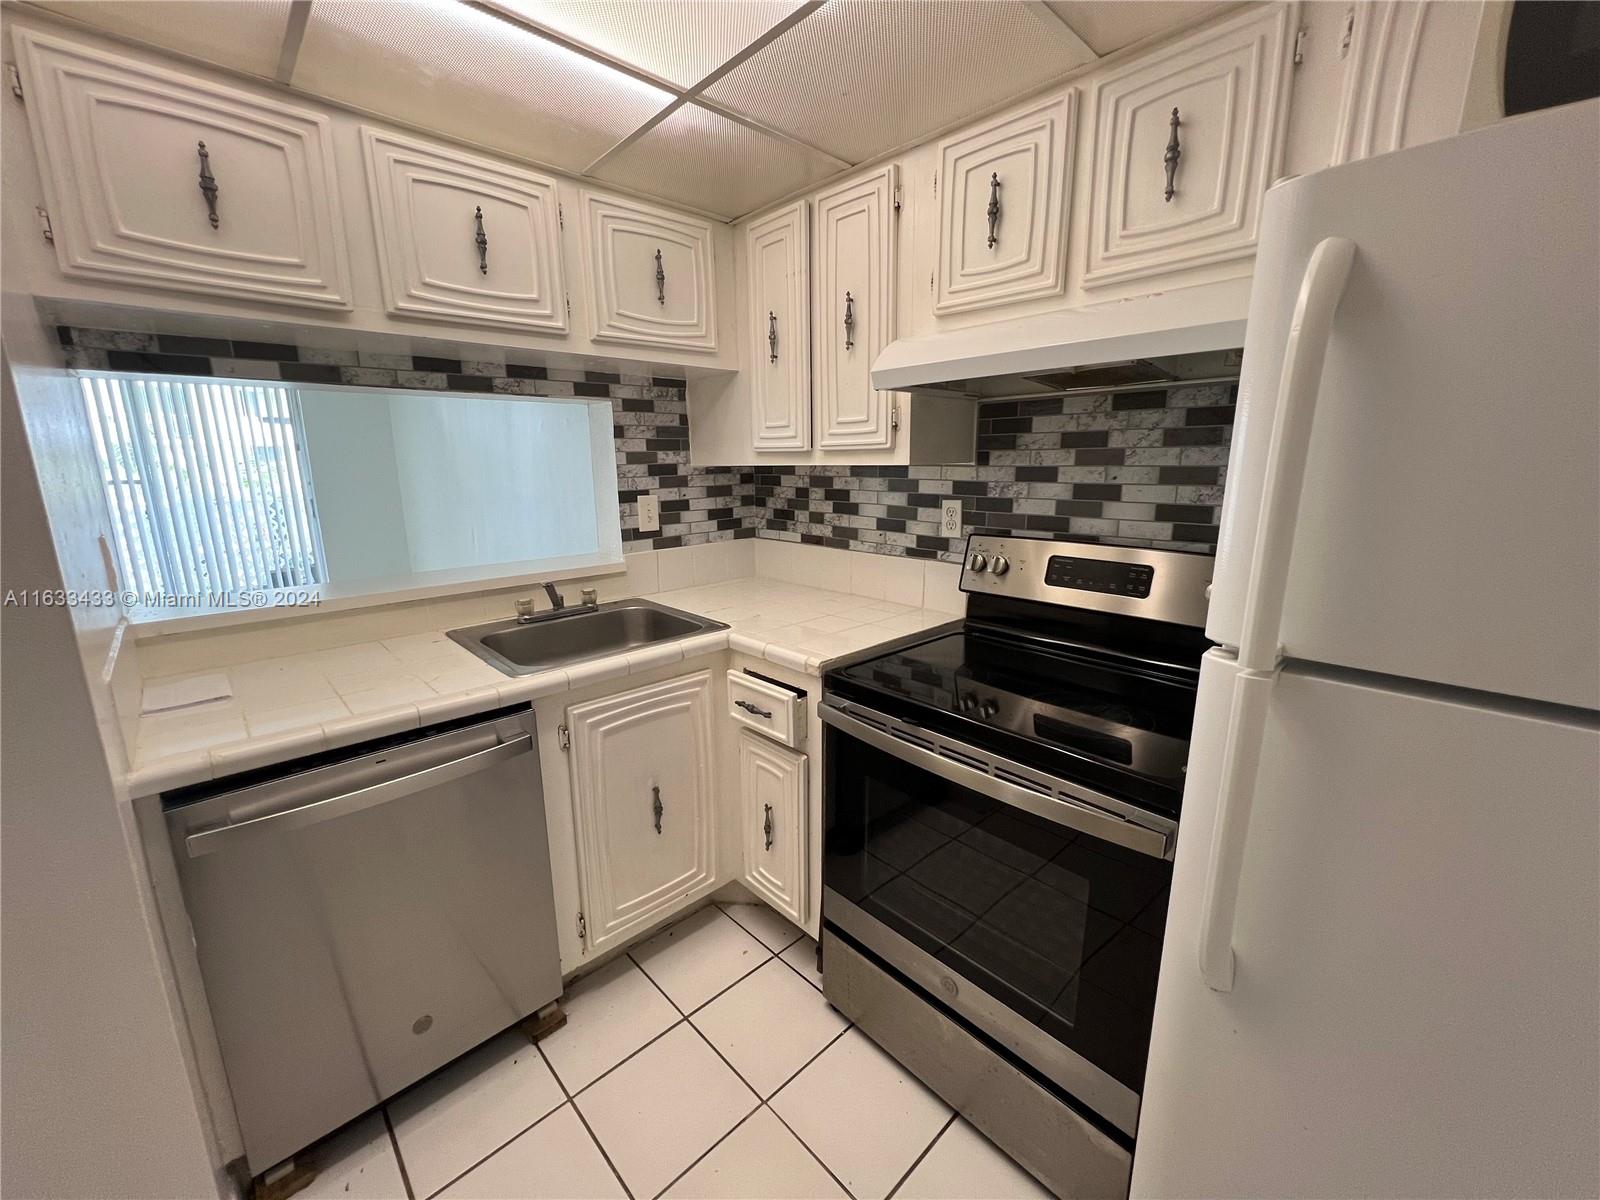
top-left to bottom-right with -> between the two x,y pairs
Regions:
184,735 -> 534,858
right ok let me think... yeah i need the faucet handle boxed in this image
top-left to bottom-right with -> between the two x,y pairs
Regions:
581,588 -> 598,607
514,597 -> 536,621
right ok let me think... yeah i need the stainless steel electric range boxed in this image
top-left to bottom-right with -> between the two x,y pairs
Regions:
819,534 -> 1213,1198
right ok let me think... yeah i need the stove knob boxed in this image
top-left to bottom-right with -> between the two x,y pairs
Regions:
968,551 -> 988,573
989,554 -> 1010,577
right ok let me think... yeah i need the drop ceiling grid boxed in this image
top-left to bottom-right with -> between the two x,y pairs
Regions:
31,0 -> 296,78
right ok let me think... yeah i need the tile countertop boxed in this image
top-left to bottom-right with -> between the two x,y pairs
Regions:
127,578 -> 960,796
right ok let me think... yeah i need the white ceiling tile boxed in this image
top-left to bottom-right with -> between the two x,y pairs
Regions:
294,0 -> 673,173
702,0 -> 1098,164
492,0 -> 809,88
1043,1 -> 1233,57
30,1 -> 294,77
593,102 -> 846,219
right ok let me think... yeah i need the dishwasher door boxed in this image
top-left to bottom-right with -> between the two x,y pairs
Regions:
165,707 -> 560,1173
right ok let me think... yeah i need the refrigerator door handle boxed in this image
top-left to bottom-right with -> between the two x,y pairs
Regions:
1197,237 -> 1357,992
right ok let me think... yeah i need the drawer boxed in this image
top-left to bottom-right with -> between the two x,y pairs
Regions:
727,670 -> 805,748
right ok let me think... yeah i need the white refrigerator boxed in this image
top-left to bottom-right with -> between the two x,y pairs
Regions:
1132,100 -> 1600,1199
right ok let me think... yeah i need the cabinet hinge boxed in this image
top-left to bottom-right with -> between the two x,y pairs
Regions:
893,184 -> 902,214
890,399 -> 901,431
932,171 -> 938,198
7,64 -> 23,101
558,722 -> 570,751
1293,26 -> 1308,66
1340,8 -> 1356,57
35,207 -> 53,244
558,202 -> 564,229
576,911 -> 586,940
564,293 -> 571,318
929,270 -> 934,295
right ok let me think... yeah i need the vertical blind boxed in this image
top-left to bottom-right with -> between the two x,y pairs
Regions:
80,375 -> 327,601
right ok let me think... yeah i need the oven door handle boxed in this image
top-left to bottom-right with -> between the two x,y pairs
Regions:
821,703 -> 1171,859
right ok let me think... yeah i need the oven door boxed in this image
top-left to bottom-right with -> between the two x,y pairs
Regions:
821,700 -> 1175,1139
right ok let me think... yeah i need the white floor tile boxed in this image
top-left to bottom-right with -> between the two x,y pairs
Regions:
539,955 -> 679,1094
387,1031 -> 564,1198
296,1112 -> 407,1200
779,936 -> 824,991
895,1117 -> 1052,1199
663,1107 -> 847,1200
576,1024 -> 757,1199
692,960 -> 848,1098
718,901 -> 806,952
630,907 -> 769,1013
436,1104 -> 625,1200
769,1029 -> 950,1200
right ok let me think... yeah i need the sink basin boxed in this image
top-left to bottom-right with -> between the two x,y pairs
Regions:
448,599 -> 728,677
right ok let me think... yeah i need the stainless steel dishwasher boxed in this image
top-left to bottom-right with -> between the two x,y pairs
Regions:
164,705 -> 561,1175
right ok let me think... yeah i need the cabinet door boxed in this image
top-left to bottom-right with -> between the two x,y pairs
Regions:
567,672 -> 717,953
738,734 -> 807,926
746,202 -> 811,452
815,166 -> 897,450
935,90 -> 1077,315
1082,4 -> 1294,289
581,191 -> 716,350
14,29 -> 351,310
362,128 -> 567,333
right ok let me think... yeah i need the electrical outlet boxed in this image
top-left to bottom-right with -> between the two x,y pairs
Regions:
636,494 -> 660,534
940,500 -> 964,537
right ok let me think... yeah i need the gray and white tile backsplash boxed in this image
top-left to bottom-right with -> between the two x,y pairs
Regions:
59,326 -> 1230,565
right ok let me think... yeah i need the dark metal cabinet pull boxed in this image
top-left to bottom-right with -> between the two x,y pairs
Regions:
474,206 -> 488,274
651,785 -> 663,834
735,699 -> 773,719
1164,107 -> 1182,202
197,141 -> 219,229
767,311 -> 778,363
763,803 -> 774,851
843,291 -> 855,350
654,248 -> 665,305
986,172 -> 1001,248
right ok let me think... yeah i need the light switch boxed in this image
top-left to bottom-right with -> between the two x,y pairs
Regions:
941,500 -> 963,537
637,493 -> 660,534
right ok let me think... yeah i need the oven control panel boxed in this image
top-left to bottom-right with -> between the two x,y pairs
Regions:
958,534 -> 1213,628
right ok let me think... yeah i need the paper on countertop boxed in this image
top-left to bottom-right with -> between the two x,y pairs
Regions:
141,671 -> 233,714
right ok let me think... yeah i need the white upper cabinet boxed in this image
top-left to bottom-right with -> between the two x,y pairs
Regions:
580,190 -> 717,351
1082,3 -> 1295,289
737,734 -> 808,928
361,128 -> 566,333
14,28 -> 351,310
746,201 -> 812,452
934,90 -> 1077,315
815,165 -> 898,451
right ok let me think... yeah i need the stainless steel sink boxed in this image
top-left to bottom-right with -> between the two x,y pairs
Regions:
448,599 -> 728,677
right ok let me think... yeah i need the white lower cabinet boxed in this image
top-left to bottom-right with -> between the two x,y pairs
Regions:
737,733 -> 808,927
566,672 -> 718,954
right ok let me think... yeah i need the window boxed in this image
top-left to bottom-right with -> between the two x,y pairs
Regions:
80,373 -> 623,619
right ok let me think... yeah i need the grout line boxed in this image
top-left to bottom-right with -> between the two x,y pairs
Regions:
884,1111 -> 959,1200
769,937 -> 824,993
569,1014 -> 687,1101
715,901 -> 807,954
763,1100 -> 857,1200
763,1021 -> 852,1104
421,1098 -> 580,1200
649,1101 -> 766,1200
684,1015 -> 763,1105
381,1106 -> 416,1200
538,1040 -> 637,1200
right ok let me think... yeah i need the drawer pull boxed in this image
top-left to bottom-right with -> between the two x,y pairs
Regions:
474,205 -> 488,274
654,248 -> 666,305
735,699 -> 773,719
1163,107 -> 1182,202
768,311 -> 778,363
986,172 -> 1001,248
843,290 -> 856,350
651,784 -> 663,834
763,802 -> 774,851
196,140 -> 219,229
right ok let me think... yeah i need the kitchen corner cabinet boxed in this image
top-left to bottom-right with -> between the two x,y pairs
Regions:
581,190 -> 717,351
361,128 -> 567,333
815,165 -> 899,450
14,28 -> 352,310
934,90 -> 1077,315
737,733 -> 808,927
566,672 -> 718,954
1082,3 -> 1295,289
746,201 -> 812,451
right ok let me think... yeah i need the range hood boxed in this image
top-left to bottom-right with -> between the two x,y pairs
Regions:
870,277 -> 1250,395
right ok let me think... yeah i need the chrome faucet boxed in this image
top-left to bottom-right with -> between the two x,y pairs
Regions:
542,581 -> 565,611
515,583 -> 599,624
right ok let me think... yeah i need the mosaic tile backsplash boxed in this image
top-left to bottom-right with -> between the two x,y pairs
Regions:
59,327 -> 1230,565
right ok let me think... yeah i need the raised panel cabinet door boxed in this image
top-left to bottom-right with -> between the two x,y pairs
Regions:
738,734 -> 807,926
361,128 -> 567,333
14,28 -> 351,310
935,90 -> 1077,315
581,191 -> 717,351
815,165 -> 897,450
1083,3 -> 1295,289
567,672 -> 717,953
746,202 -> 811,451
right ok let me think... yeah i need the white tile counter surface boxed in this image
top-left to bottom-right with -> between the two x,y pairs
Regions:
128,577 -> 959,796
